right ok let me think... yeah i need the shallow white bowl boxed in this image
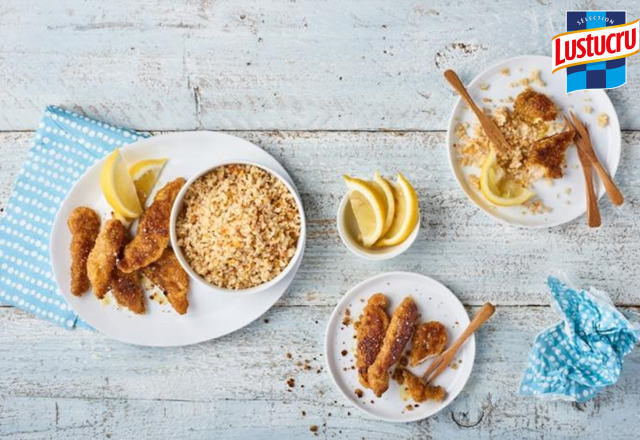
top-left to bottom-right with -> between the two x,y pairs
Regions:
336,193 -> 420,261
170,161 -> 306,295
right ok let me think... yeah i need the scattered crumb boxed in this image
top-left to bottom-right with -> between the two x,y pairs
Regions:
286,352 -> 292,359
287,378 -> 295,388
342,308 -> 351,326
519,77 -> 531,86
341,349 -> 348,356
564,187 -> 572,195
529,69 -> 546,87
263,318 -> 269,323
584,105 -> 593,114
355,388 -> 364,398
501,68 -> 510,76
597,112 -> 609,128
480,83 -> 489,91
406,404 -> 414,411
310,425 -> 318,433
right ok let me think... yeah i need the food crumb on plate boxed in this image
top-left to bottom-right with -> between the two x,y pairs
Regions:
597,112 -> 609,128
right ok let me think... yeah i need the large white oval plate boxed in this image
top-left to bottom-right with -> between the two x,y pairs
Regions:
50,132 -> 305,346
447,55 -> 621,228
325,272 -> 475,422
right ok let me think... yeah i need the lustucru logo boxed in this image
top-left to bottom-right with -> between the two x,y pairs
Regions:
552,11 -> 639,92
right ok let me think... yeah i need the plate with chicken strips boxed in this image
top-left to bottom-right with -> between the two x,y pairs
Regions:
325,272 -> 475,422
50,131 -> 305,346
447,55 -> 621,227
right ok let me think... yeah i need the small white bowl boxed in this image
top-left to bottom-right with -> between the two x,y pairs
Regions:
336,193 -> 420,261
170,161 -> 306,295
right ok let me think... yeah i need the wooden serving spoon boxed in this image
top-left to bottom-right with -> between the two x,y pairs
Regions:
423,302 -> 496,384
444,69 -> 511,156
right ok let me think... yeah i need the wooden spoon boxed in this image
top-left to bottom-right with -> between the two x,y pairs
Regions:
423,302 -> 495,384
569,111 -> 624,206
564,116 -> 601,227
444,70 -> 511,155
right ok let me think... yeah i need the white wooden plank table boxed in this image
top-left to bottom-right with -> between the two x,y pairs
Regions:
1,1 -> 639,438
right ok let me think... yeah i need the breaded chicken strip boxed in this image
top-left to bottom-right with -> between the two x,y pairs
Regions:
141,248 -> 189,315
402,370 -> 445,403
410,321 -> 448,366
355,294 -> 390,388
111,268 -> 146,315
87,219 -> 126,299
118,178 -> 185,273
529,128 -> 575,179
367,297 -> 419,397
67,207 -> 101,296
514,89 -> 558,124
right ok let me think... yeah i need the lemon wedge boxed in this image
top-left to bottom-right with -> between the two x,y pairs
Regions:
480,149 -> 535,206
100,149 -> 143,219
372,172 -> 396,237
129,158 -> 168,205
343,175 -> 387,247
375,173 -> 419,247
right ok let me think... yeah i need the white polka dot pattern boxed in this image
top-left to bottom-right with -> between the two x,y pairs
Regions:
518,274 -> 640,402
0,106 -> 149,330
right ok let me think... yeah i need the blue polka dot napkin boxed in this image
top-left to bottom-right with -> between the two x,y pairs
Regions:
519,273 -> 640,402
0,106 -> 148,329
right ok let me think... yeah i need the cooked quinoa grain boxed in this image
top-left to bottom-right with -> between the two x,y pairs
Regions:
176,164 -> 301,290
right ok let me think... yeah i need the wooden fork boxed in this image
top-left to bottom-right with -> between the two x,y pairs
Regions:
423,303 -> 495,385
444,70 -> 511,156
564,116 -> 601,227
569,111 -> 624,206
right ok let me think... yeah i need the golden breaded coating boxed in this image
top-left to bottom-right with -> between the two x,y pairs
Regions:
355,294 -> 390,388
87,219 -> 126,299
514,89 -> 558,124
118,178 -> 185,274
402,370 -> 445,403
67,207 -> 101,296
410,321 -> 448,367
141,248 -> 189,315
367,297 -> 419,397
111,268 -> 146,315
529,129 -> 575,179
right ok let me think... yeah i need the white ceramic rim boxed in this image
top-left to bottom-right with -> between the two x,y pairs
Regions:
324,271 -> 475,422
170,161 -> 307,296
49,131 -> 306,346
336,194 -> 420,261
445,54 -> 622,229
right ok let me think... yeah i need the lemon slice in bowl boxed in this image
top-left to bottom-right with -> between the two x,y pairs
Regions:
480,149 -> 535,206
100,149 -> 143,219
376,173 -> 419,247
371,171 -> 396,237
129,158 -> 168,205
343,175 -> 387,247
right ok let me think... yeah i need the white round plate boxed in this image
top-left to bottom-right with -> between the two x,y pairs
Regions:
50,132 -> 305,347
325,272 -> 475,422
447,55 -> 621,228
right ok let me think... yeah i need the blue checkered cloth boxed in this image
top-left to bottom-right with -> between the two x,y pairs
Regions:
0,106 -> 149,329
566,11 -> 627,92
519,274 -> 640,402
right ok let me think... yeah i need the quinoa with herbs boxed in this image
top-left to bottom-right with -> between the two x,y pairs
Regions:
176,164 -> 301,290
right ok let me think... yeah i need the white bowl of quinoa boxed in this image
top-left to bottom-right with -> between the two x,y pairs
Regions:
170,162 -> 305,294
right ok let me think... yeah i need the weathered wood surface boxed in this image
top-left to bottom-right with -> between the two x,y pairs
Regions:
2,131 -> 640,306
0,0 -> 639,131
0,306 -> 639,439
1,130 -> 640,437
2,0 -> 640,437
